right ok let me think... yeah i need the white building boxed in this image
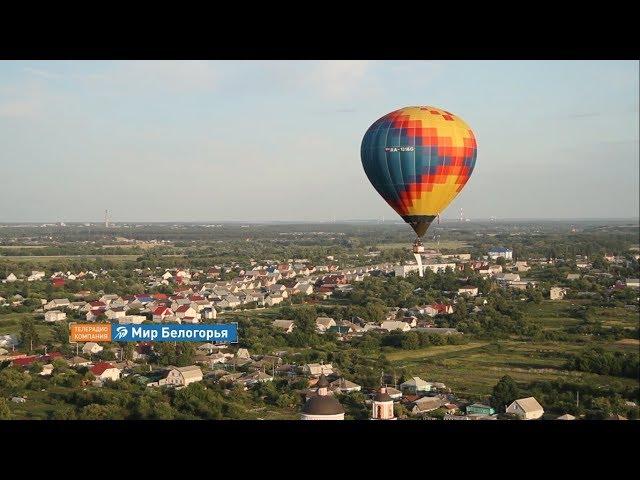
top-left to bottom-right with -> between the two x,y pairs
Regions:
82,342 -> 104,355
380,320 -> 411,332
488,247 -> 513,260
550,287 -> 568,300
90,362 -> 121,382
44,310 -> 67,322
458,286 -> 479,297
626,278 -> 640,289
400,376 -> 432,394
163,365 -> 203,387
506,397 -> 544,420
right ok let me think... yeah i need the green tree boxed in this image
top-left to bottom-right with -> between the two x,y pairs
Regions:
78,403 -> 123,420
401,332 -> 420,350
0,397 -> 10,419
0,368 -> 30,395
52,321 -> 70,344
19,318 -> 40,352
490,375 -> 520,412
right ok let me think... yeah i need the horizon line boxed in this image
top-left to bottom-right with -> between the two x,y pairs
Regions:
1,217 -> 639,225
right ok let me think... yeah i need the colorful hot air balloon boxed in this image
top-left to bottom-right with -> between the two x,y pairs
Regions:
361,105 -> 477,238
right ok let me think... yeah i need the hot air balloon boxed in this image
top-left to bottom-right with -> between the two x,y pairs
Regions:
361,106 -> 477,275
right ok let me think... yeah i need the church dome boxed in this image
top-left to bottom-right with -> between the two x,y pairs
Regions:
302,394 -> 345,416
374,389 -> 393,402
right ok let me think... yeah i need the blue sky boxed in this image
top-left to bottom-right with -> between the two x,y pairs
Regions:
0,60 -> 637,222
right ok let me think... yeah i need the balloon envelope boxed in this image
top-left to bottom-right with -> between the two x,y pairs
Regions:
361,106 -> 477,237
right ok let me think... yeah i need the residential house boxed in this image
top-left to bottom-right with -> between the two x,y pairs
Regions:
202,307 -> 217,320
44,310 -> 66,322
430,303 -> 454,315
174,305 -> 199,321
567,273 -> 581,281
496,272 -> 521,283
626,278 -> 640,289
303,363 -> 334,377
197,343 -> 219,355
5,273 -> 18,282
292,282 -> 314,295
466,403 -> 495,415
163,365 -> 203,387
105,307 -> 126,320
329,378 -> 362,393
68,356 -> 92,367
556,414 -> 576,420
506,397 -> 544,420
152,306 -> 173,322
458,286 -> 479,297
487,247 -> 513,260
400,377 -> 432,394
264,293 -> 285,307
410,396 -> 447,415
119,315 -> 146,324
380,320 -> 411,332
236,348 -> 251,359
82,342 -> 104,355
316,317 -> 337,332
44,298 -> 71,311
237,370 -> 274,386
27,270 -> 46,281
86,310 -> 105,322
272,319 -> 296,333
90,362 -> 121,382
99,294 -> 121,305
550,287 -> 568,300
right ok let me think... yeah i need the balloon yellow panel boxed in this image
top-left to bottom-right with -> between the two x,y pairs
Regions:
360,106 -> 477,237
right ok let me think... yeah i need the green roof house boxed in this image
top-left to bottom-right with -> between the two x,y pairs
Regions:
466,403 -> 495,415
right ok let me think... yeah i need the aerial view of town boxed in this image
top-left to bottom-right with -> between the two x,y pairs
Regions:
1,60 -> 638,421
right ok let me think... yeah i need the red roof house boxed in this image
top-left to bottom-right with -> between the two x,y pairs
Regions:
90,362 -> 115,376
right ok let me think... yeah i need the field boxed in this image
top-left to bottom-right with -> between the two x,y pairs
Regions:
385,342 -> 489,361
376,240 -> 470,251
386,339 -> 638,400
384,300 -> 640,400
0,312 -> 55,343
0,255 -> 141,264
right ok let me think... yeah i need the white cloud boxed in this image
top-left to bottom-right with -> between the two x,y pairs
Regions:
22,67 -> 65,80
311,60 -> 375,100
89,61 -> 219,93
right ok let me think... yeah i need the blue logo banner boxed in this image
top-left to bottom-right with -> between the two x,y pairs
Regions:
111,323 -> 238,343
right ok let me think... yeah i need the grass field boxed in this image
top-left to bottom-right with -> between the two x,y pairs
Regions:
0,254 -> 141,264
0,312 -> 55,343
385,342 -> 489,361
522,300 -> 639,331
386,339 -> 638,400
591,306 -> 639,328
